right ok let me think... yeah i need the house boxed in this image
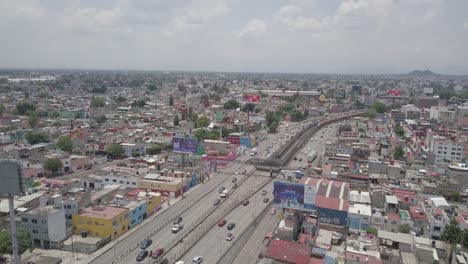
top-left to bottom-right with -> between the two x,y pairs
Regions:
72,206 -> 129,240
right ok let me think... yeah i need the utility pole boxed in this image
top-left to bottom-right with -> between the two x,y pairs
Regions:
8,194 -> 20,264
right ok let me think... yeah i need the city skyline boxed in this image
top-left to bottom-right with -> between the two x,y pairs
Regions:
0,0 -> 468,74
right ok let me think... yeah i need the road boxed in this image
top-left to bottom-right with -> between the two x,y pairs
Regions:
178,177 -> 275,264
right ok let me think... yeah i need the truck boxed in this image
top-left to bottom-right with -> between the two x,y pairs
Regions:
307,150 -> 317,163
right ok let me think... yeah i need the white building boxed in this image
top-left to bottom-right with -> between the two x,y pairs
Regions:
21,205 -> 67,248
426,197 -> 450,239
430,106 -> 455,123
348,203 -> 372,231
427,134 -> 464,164
96,174 -> 139,188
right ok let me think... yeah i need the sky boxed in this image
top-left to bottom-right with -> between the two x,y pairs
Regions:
0,0 -> 468,75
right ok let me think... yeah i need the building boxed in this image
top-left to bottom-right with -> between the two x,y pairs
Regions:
426,132 -> 464,164
123,201 -> 147,229
391,110 -> 405,123
430,106 -> 455,123
121,143 -> 145,157
417,97 -> 439,109
402,104 -> 421,120
264,239 -> 312,264
324,141 -> 337,157
21,205 -> 67,248
426,197 -> 450,239
348,203 -> 372,231
72,206 -> 129,240
137,174 -> 190,198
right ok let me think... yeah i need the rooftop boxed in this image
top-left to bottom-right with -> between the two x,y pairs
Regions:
264,239 -> 312,264
349,203 -> 372,216
79,206 -> 128,219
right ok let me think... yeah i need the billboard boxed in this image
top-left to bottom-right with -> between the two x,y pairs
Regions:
388,89 -> 401,96
272,181 -> 311,212
244,94 -> 260,103
304,185 -> 317,211
173,137 -> 197,153
0,160 -> 23,195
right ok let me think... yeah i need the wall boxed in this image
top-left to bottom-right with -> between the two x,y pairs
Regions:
72,210 -> 129,240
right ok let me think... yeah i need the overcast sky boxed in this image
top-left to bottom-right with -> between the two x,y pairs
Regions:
1,0 -> 467,74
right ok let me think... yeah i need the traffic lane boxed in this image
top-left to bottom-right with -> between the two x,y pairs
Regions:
180,182 -> 274,264
117,168 -> 249,263
232,206 -> 281,264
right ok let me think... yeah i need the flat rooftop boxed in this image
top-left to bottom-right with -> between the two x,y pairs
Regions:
79,206 -> 128,219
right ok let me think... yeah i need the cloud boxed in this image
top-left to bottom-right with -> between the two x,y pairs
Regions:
237,19 -> 267,38
171,2 -> 228,33
463,22 -> 468,30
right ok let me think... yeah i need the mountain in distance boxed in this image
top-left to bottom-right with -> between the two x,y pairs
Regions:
404,69 -> 441,78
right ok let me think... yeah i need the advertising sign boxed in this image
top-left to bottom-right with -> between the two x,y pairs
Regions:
244,94 -> 260,103
273,181 -> 305,211
0,160 -> 23,195
304,185 -> 317,211
173,137 -> 197,153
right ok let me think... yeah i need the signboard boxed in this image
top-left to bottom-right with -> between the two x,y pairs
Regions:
216,112 -> 223,122
388,89 -> 401,96
0,160 -> 23,195
304,185 -> 317,211
244,94 -> 260,103
173,137 -> 197,153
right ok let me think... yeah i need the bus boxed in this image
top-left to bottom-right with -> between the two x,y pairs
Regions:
250,148 -> 258,156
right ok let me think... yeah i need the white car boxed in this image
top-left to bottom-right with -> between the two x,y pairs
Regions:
193,256 -> 203,264
235,171 -> 239,175
172,224 -> 183,233
266,154 -> 271,158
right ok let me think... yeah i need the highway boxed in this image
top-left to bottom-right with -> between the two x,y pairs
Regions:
177,176 -> 274,264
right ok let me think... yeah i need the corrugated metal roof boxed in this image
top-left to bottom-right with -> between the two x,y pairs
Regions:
265,239 -> 312,264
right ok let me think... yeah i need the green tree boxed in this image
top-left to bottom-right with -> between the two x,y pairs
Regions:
462,230 -> 468,249
366,227 -> 378,235
366,108 -> 377,118
213,94 -> 221,101
265,111 -> 278,127
268,121 -> 278,133
106,144 -> 125,158
242,103 -> 255,112
57,136 -> 73,152
207,130 -> 220,140
290,110 -> 305,122
91,85 -> 107,94
0,228 -> 33,257
43,158 -> 63,173
173,114 -> 180,126
90,97 -> 105,108
38,92 -> 49,98
399,224 -> 411,234
15,103 -> 36,115
394,125 -> 404,137
131,99 -> 146,108
169,95 -> 174,106
442,218 -> 462,244
0,103 -> 5,115
25,131 -> 49,145
224,99 -> 240,110
146,145 -> 162,155
371,102 -> 388,113
191,113 -> 199,125
115,95 -> 127,103
452,191 -> 461,202
28,112 -> 39,128
393,146 -> 405,160
131,150 -> 141,157
196,115 -> 210,128
95,115 -> 107,124
49,111 -> 60,118
147,84 -> 158,91
194,128 -> 208,141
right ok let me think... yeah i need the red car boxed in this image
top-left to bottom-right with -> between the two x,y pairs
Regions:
151,248 -> 164,259
218,219 -> 227,227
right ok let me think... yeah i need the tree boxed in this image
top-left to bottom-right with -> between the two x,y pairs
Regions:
304,109 -> 309,117
90,97 -> 105,108
115,95 -> 127,103
49,111 -> 60,118
131,99 -> 146,108
366,108 -> 377,118
147,84 -> 158,91
15,103 -> 36,115
131,150 -> 141,157
25,131 -> 49,145
371,102 -> 388,113
194,128 -> 208,141
38,92 -> 49,98
224,99 -> 240,110
442,218 -> 462,244
188,107 -> 193,118
28,112 -> 39,128
43,158 -> 63,174
242,103 -> 255,112
95,115 -> 107,124
0,228 -> 33,257
366,227 -> 378,235
452,191 -> 461,202
57,136 -> 73,152
91,85 -> 107,93
191,113 -> 199,124
394,125 -> 404,137
393,146 -> 405,160
268,121 -> 278,133
173,114 -> 180,126
266,111 -> 278,127
399,224 -> 411,234
0,103 -> 5,115
146,145 -> 162,155
169,95 -> 174,106
213,94 -> 221,101
462,230 -> 468,249
196,115 -> 210,128
106,144 -> 125,158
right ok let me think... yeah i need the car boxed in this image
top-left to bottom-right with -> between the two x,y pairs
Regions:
173,216 -> 183,225
242,170 -> 247,174
298,158 -> 303,162
218,219 -> 227,227
193,256 -> 203,264
270,208 -> 277,215
175,262 -> 184,264
232,178 -> 237,183
226,233 -> 235,241
232,183 -> 238,189
218,187 -> 225,193
280,170 -> 285,175
213,199 -> 221,206
227,223 -> 236,230
266,154 -> 271,158
172,224 -> 183,233
151,248 -> 164,259
136,250 -> 149,262
140,239 -> 152,249
242,200 -> 250,206
261,190 -> 267,195
235,171 -> 239,175
263,198 -> 270,203
293,157 -> 298,161
269,145 -> 273,148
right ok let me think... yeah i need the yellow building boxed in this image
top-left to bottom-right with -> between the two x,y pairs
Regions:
146,192 -> 163,216
72,206 -> 129,240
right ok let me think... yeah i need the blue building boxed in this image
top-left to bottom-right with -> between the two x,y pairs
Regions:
124,200 -> 148,229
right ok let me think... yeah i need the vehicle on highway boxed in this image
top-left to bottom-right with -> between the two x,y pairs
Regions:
250,148 -> 258,156
242,170 -> 247,174
232,183 -> 238,189
261,190 -> 267,195
299,158 -> 303,162
302,164 -> 307,170
218,219 -> 227,227
136,250 -> 149,262
270,208 -> 277,215
175,261 -> 184,264
227,223 -> 236,230
151,248 -> 164,259
263,198 -> 270,203
226,233 -> 235,241
172,224 -> 184,233
218,187 -> 225,193
266,154 -> 271,158
213,199 -> 221,206
232,177 -> 237,183
173,216 -> 183,225
280,170 -> 285,176
235,171 -> 239,175
293,156 -> 298,161
193,256 -> 203,264
242,200 -> 250,206
140,239 -> 152,249
220,189 -> 229,198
